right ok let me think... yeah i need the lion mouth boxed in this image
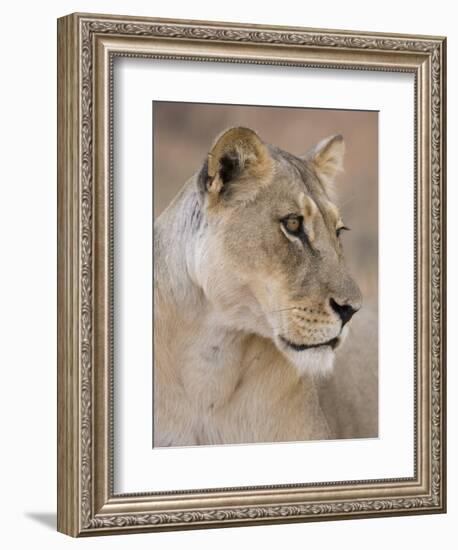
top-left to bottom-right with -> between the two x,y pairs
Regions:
279,335 -> 339,352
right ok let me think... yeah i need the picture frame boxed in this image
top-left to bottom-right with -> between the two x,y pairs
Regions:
57,12 -> 446,537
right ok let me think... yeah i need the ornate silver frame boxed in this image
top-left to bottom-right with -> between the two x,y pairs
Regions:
57,12 -> 446,536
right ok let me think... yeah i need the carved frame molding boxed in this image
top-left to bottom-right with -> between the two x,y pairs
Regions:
57,13 -> 446,536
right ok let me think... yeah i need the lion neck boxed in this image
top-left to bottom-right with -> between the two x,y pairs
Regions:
155,180 -> 260,421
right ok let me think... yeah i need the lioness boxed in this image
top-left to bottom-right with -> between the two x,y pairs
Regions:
154,127 -> 362,446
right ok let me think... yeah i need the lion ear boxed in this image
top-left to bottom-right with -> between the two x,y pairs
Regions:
303,134 -> 345,193
198,127 -> 273,206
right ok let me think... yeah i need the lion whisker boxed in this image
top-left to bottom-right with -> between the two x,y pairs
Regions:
268,307 -> 300,314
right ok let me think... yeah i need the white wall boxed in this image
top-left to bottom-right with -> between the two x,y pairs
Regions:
0,1 -> 454,548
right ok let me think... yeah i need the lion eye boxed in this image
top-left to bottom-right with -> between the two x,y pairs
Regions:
336,225 -> 350,237
282,216 -> 303,235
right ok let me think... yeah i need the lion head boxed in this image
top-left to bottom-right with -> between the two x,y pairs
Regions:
191,127 -> 362,376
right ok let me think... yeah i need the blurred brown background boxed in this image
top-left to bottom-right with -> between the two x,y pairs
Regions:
153,101 -> 378,439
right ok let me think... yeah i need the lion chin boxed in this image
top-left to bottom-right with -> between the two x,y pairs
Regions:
281,346 -> 336,378
275,324 -> 349,378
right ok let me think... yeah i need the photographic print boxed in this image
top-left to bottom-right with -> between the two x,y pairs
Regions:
153,102 -> 378,447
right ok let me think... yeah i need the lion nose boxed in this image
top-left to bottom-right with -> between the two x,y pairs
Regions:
330,298 -> 359,326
